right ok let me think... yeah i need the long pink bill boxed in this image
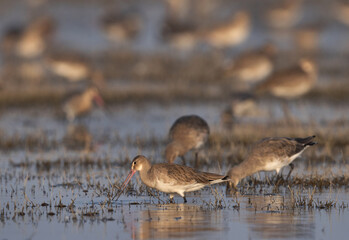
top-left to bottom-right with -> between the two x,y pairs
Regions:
115,170 -> 136,201
93,94 -> 105,107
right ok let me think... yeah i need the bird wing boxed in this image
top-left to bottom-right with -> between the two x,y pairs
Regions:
153,164 -> 225,185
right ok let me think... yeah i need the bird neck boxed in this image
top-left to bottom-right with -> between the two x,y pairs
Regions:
138,162 -> 154,187
228,160 -> 257,186
165,141 -> 185,163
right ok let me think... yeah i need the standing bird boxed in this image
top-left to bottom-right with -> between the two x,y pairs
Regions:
165,115 -> 210,167
100,11 -> 142,43
334,0 -> 349,26
63,87 -> 104,122
117,155 -> 228,203
254,58 -> 317,99
1,16 -> 55,58
202,11 -> 250,48
227,136 -> 316,188
265,0 -> 302,29
44,53 -> 91,82
225,43 -> 277,85
294,24 -> 323,54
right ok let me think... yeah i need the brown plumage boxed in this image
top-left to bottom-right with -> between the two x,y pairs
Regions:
165,115 -> 209,166
265,0 -> 302,29
335,0 -> 349,26
45,53 -> 90,82
118,155 -> 228,203
254,59 -> 317,99
100,12 -> 142,43
225,44 -> 277,84
202,11 -> 250,48
63,87 -> 104,121
1,16 -> 55,58
227,136 -> 316,187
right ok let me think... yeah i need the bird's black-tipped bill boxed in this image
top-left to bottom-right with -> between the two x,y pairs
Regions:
115,170 -> 136,201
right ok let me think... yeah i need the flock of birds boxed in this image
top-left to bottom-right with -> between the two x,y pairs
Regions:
1,0 -> 338,202
116,115 -> 317,203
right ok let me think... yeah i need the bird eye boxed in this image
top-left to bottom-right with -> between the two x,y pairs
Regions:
134,162 -> 137,165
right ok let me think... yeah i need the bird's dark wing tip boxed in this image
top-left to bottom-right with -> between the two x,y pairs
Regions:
222,176 -> 230,181
306,136 -> 317,146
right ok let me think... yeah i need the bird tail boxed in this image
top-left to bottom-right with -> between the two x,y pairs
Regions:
222,175 -> 230,181
294,135 -> 317,146
207,174 -> 230,185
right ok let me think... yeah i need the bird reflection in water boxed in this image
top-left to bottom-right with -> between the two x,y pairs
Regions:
245,194 -> 315,239
131,204 -> 223,240
63,124 -> 93,152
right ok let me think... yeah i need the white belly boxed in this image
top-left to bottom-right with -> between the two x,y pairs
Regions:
154,180 -> 206,197
263,150 -> 305,173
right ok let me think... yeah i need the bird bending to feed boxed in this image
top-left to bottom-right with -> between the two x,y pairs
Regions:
254,58 -> 317,99
227,136 -> 316,188
202,11 -> 250,48
225,43 -> 277,84
63,87 -> 104,121
165,115 -> 209,167
117,155 -> 228,203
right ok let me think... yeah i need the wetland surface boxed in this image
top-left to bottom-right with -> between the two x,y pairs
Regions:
1,0 -> 349,239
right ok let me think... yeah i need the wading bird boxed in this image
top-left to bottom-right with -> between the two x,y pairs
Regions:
117,155 -> 228,203
227,136 -> 316,188
165,115 -> 209,167
63,87 -> 104,121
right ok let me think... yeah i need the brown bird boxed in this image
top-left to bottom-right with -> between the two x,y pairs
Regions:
165,115 -> 209,167
265,0 -> 302,29
225,43 -> 277,84
227,136 -> 316,188
118,155 -> 228,203
100,11 -> 142,43
1,16 -> 55,58
254,58 -> 317,99
334,0 -> 349,26
63,87 -> 104,121
45,53 -> 91,82
202,11 -> 250,48
162,18 -> 199,50
294,25 -> 322,53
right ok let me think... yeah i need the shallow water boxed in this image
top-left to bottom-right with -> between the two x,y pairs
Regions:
1,183 -> 349,240
1,0 -> 349,239
0,103 -> 348,240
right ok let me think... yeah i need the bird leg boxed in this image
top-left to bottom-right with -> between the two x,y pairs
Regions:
226,181 -> 238,195
273,171 -> 282,185
194,152 -> 199,168
281,101 -> 297,125
180,156 -> 186,165
286,163 -> 294,181
183,196 -> 187,203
